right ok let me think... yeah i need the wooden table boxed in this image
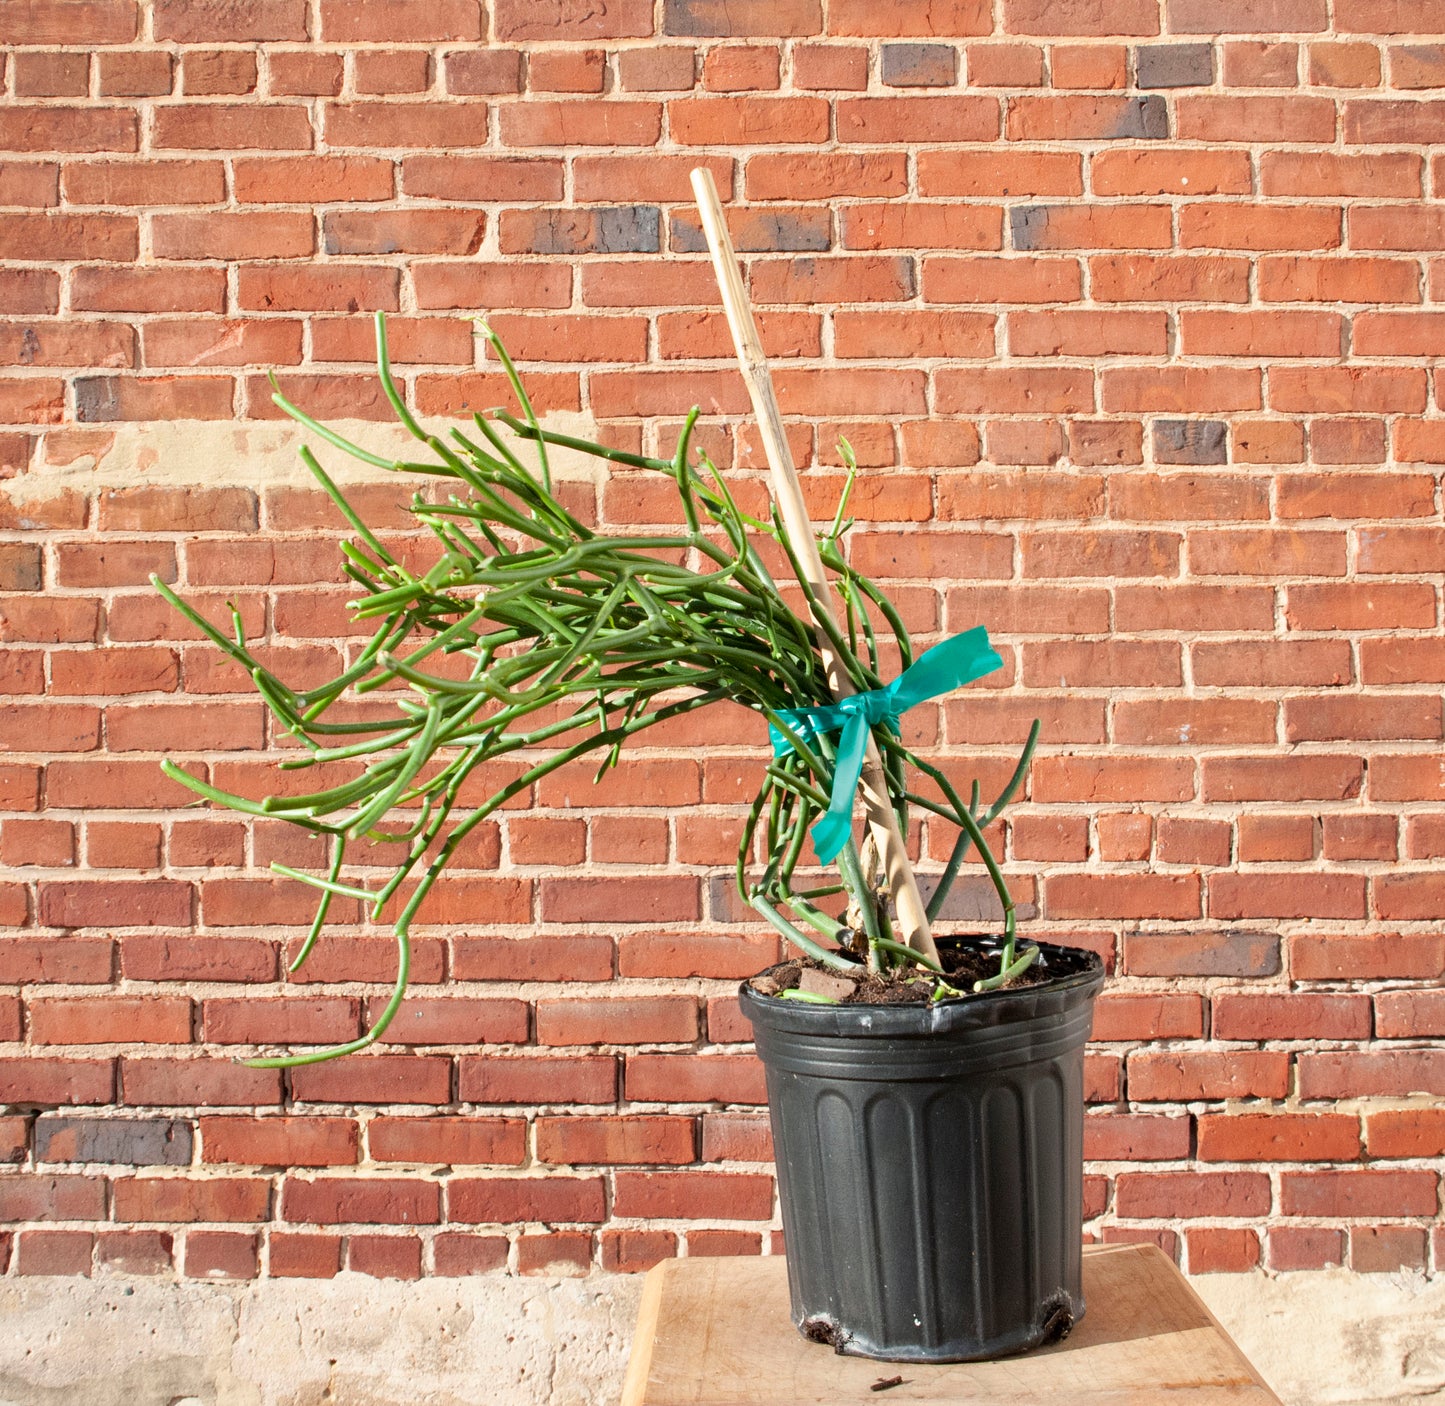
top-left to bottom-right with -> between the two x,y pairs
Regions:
621,1243 -> 1283,1405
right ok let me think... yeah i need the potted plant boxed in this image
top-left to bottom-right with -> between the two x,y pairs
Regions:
154,306 -> 1102,1361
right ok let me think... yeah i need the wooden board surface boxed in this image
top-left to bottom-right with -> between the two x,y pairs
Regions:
620,1244 -> 1283,1406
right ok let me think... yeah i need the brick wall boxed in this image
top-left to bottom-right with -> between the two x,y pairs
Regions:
1,0 -> 1443,1284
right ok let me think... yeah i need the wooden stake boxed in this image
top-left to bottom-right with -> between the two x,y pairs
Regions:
690,166 -> 938,965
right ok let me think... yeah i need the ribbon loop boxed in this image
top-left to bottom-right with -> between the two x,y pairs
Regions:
770,626 -> 1002,863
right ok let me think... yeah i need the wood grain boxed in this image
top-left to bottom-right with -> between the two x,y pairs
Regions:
622,1244 -> 1284,1405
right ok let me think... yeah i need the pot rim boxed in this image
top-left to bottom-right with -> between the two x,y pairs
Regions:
739,935 -> 1105,1039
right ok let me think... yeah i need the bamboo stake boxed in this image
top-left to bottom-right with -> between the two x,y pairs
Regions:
690,166 -> 939,966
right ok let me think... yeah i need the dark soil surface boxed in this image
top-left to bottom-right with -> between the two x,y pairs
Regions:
749,941 -> 1049,1004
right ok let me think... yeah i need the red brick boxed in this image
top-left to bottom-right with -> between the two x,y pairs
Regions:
70,266 -> 225,314
1176,94 -> 1334,143
267,51 -> 343,96
700,45 -> 778,91
1352,1226 -> 1427,1273
925,256 -> 1083,304
1084,1114 -> 1190,1162
448,1176 -> 605,1224
841,202 -> 1000,253
1281,1169 -> 1438,1218
792,43 -> 868,90
121,1057 -> 281,1107
602,1228 -> 677,1272
282,1177 -> 439,1226
0,1175 -> 106,1221
201,997 -> 359,1048
184,1230 -> 258,1280
14,1229 -> 94,1276
0,937 -> 111,986
1309,40 -> 1379,85
536,997 -> 697,1047
1187,1229 -> 1260,1274
1047,874 -> 1200,921
89,1232 -> 171,1278
1033,756 -> 1195,803
202,1116 -> 357,1167
236,265 -> 399,313
322,102 -> 486,150
1268,1226 -> 1343,1270
1091,254 -> 1250,304
368,1117 -> 524,1167
1260,255 -> 1419,304
1364,1107 -> 1445,1159
517,1231 -> 593,1276
351,49 -> 431,95
499,101 -> 661,148
151,103 -> 310,151
970,41 -> 1048,86
290,1056 -> 451,1107
0,107 -> 137,154
1004,0 -> 1157,33
265,1236 -> 338,1277
348,1234 -> 421,1279
1376,989 -> 1445,1037
29,996 -> 190,1047
625,1053 -> 767,1104
113,1176 -> 270,1223
1115,1171 -> 1271,1219
432,1233 -> 508,1275
1127,1051 -> 1291,1101
1292,933 -> 1443,982
39,879 -> 190,929
1199,1113 -> 1361,1163
320,0 -> 480,39
829,0 -> 986,33
612,1171 -> 773,1220
834,96 -> 998,145
1091,994 -> 1204,1043
1093,149 -> 1251,197
1006,95 -> 1167,141
1010,308 -> 1166,356
1102,366 -> 1262,413
537,1116 -> 694,1166
1299,1050 -> 1445,1099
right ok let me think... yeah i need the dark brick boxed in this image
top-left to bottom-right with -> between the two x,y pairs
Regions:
669,209 -> 830,253
504,206 -> 660,256
1136,44 -> 1213,89
916,873 -> 1040,925
664,0 -> 821,37
881,44 -> 958,88
0,543 -> 42,591
1124,931 -> 1281,978
1111,94 -> 1169,137
35,1115 -> 192,1167
1010,207 -> 1051,252
1153,420 -> 1228,466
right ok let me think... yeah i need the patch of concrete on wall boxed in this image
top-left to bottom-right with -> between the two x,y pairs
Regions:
2,412 -> 610,505
0,1269 -> 1439,1405
1198,1268 -> 1445,1406
0,1272 -> 643,1406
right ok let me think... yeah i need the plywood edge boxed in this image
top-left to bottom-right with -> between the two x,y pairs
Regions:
619,1259 -> 673,1406
1132,1245 -> 1286,1406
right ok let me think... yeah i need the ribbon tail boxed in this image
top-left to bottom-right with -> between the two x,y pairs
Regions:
809,711 -> 870,864
888,625 -> 1003,714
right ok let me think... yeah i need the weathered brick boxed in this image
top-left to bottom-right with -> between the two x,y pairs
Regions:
1136,44 -> 1214,87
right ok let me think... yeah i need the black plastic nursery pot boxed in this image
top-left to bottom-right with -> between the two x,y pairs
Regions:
740,937 -> 1105,1364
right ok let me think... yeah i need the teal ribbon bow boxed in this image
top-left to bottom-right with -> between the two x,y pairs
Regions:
769,626 -> 1003,863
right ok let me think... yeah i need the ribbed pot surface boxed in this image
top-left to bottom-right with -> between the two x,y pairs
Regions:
741,938 -> 1105,1363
